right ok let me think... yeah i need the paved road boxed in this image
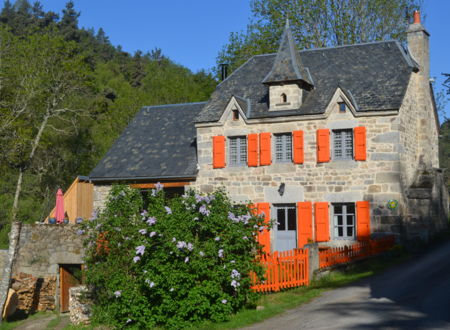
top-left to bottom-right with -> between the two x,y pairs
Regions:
244,241 -> 450,330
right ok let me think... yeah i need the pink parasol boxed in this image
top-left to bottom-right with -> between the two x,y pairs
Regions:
55,188 -> 65,224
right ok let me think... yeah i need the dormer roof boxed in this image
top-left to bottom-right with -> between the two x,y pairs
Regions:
262,20 -> 313,87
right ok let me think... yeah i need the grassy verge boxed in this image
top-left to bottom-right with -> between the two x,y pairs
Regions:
191,248 -> 410,329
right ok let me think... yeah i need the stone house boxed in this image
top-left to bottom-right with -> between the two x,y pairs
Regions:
89,12 -> 448,252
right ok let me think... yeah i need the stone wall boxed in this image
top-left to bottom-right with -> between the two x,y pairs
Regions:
69,285 -> 91,325
193,94 -> 405,245
93,185 -> 112,212
11,224 -> 85,313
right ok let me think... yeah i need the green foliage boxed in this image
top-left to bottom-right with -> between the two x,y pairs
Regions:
218,0 -> 423,73
0,1 -> 217,236
439,119 -> 450,190
82,185 -> 267,328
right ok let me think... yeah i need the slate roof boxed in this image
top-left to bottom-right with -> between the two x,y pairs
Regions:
262,20 -> 313,86
89,102 -> 205,181
197,40 -> 418,123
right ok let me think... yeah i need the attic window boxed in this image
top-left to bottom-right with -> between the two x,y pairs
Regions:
281,93 -> 288,103
232,109 -> 239,121
339,102 -> 346,112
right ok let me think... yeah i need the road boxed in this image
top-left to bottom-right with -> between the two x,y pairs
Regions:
244,240 -> 450,330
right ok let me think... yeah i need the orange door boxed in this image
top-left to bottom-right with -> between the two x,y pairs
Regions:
59,265 -> 82,312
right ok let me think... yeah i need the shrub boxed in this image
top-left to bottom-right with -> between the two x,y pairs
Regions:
82,184 -> 267,329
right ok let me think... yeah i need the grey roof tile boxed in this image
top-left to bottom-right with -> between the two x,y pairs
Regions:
197,41 -> 417,123
89,102 -> 206,181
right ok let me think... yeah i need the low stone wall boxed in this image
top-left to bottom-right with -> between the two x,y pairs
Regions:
69,286 -> 92,325
10,273 -> 56,313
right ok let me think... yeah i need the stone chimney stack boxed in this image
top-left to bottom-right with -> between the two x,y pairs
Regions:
407,10 -> 430,79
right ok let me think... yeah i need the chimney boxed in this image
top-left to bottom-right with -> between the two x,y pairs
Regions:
407,10 -> 430,79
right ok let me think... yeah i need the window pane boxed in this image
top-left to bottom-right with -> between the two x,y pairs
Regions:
347,203 -> 355,214
286,134 -> 292,160
337,215 -> 343,225
229,139 -> 237,165
346,215 -> 353,225
334,205 -> 342,214
277,209 -> 286,230
287,208 -> 296,230
347,227 -> 353,237
338,227 -> 343,236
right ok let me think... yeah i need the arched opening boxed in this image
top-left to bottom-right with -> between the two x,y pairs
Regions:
281,93 -> 287,103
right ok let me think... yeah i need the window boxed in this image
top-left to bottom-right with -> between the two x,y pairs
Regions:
229,136 -> 247,166
274,204 -> 297,251
333,129 -> 353,160
232,109 -> 239,120
274,133 -> 292,162
281,93 -> 287,103
339,102 -> 346,112
333,203 -> 355,239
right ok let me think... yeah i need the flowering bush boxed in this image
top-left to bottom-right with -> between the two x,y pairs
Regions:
82,184 -> 267,329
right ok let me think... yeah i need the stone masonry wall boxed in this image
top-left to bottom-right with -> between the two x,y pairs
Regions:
11,224 -> 85,313
193,96 -> 406,245
93,185 -> 112,213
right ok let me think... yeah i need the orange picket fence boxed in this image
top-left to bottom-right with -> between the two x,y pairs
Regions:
319,236 -> 395,269
251,248 -> 309,293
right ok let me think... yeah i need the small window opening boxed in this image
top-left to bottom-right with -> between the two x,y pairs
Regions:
281,93 -> 288,103
339,102 -> 346,112
232,109 -> 239,121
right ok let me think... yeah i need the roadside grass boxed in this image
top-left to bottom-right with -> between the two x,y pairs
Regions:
190,248 -> 410,329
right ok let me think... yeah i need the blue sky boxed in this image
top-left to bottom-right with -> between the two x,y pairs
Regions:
5,0 -> 450,119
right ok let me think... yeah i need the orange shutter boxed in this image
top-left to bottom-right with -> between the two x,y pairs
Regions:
297,202 -> 313,247
259,133 -> 272,165
247,134 -> 258,167
293,130 -> 304,164
316,129 -> 330,163
354,126 -> 366,161
356,201 -> 370,240
257,203 -> 271,254
314,202 -> 330,242
212,136 -> 226,168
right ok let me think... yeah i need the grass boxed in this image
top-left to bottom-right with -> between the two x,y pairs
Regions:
191,248 -> 410,329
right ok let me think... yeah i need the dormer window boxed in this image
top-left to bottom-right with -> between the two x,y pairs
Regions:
232,109 -> 239,121
339,102 -> 346,112
281,93 -> 287,103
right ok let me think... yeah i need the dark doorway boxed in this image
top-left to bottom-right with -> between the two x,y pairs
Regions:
59,264 -> 83,313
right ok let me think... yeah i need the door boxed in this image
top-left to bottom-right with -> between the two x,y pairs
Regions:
274,204 -> 297,252
59,264 -> 82,312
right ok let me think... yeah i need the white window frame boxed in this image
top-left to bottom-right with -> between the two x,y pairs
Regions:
333,203 -> 356,239
274,133 -> 292,163
332,129 -> 353,160
228,136 -> 247,166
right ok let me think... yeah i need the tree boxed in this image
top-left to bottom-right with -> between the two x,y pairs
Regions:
218,0 -> 423,72
0,29 -> 90,222
59,0 -> 80,41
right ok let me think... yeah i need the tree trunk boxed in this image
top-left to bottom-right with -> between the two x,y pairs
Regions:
10,110 -> 51,223
10,168 -> 23,223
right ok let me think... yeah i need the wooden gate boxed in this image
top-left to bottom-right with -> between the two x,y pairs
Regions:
59,264 -> 82,312
251,248 -> 309,292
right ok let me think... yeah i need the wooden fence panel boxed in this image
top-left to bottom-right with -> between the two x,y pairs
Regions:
319,236 -> 395,269
251,248 -> 309,293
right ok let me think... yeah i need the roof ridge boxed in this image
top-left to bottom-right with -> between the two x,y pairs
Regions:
144,101 -> 208,109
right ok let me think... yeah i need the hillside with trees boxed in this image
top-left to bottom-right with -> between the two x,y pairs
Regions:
0,0 -> 217,242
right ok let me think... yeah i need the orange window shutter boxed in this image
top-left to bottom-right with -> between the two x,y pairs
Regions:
316,129 -> 330,163
356,201 -> 370,240
314,202 -> 330,242
354,126 -> 367,161
297,202 -> 313,248
212,136 -> 226,168
257,203 -> 271,254
259,133 -> 272,166
293,130 -> 304,164
247,134 -> 258,167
